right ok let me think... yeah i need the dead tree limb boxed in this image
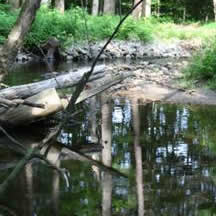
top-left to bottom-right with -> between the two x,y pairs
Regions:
0,65 -> 105,100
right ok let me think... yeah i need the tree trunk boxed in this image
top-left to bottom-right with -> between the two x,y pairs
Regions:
0,88 -> 64,126
103,0 -> 115,15
92,0 -> 99,15
213,0 -> 216,21
142,0 -> 151,17
132,0 -> 143,19
183,7 -> 186,21
0,0 -> 41,80
0,65 -> 105,100
8,0 -> 21,9
54,0 -> 64,13
157,0 -> 160,17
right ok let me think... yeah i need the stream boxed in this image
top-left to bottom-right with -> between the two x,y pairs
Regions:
1,60 -> 216,216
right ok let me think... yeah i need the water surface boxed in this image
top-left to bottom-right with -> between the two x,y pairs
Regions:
1,61 -> 216,216
1,98 -> 216,216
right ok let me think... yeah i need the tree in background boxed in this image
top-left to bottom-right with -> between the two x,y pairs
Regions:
132,0 -> 143,18
142,0 -> 151,17
0,0 -> 41,79
212,0 -> 216,21
92,0 -> 99,15
51,0 -> 64,13
103,0 -> 115,14
133,0 -> 152,19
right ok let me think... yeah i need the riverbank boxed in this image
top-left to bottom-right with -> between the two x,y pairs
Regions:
6,38 -> 216,106
110,57 -> 216,105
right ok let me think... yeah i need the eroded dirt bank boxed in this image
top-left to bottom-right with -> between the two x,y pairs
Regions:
109,58 -> 216,105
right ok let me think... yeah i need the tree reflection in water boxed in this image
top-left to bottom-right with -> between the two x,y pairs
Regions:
1,100 -> 216,215
101,94 -> 112,216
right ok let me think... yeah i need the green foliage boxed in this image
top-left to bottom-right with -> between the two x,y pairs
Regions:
1,3 -> 215,49
183,42 -> 216,88
0,3 -> 17,44
25,6 -> 153,48
87,15 -> 119,40
25,6 -> 84,47
117,17 -> 153,41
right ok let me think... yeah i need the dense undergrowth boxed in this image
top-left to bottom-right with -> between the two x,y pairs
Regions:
1,4 -> 216,48
183,42 -> 216,89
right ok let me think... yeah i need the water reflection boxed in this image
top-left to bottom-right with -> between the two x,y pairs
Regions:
131,99 -> 144,216
1,100 -> 216,215
101,94 -> 112,216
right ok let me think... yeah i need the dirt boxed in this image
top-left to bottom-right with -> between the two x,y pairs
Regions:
110,58 -> 216,105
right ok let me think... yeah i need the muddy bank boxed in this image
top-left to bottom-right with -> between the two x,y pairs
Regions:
109,59 -> 216,106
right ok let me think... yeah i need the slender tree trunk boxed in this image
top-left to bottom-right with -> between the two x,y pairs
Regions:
142,0 -> 151,17
0,0 -> 41,80
92,0 -> 99,15
213,0 -> 216,21
183,7 -> 186,21
157,0 -> 160,17
54,0 -> 64,13
132,0 -> 143,19
103,0 -> 115,15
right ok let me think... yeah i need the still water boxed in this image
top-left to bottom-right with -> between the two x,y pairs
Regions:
0,99 -> 216,216
1,62 -> 216,215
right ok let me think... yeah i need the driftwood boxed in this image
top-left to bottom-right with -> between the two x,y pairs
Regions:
0,88 -> 64,126
64,72 -> 133,105
0,71 -> 132,126
0,97 -> 45,108
0,64 -> 105,100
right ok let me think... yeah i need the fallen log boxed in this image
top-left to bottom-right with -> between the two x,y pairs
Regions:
70,71 -> 133,104
0,97 -> 45,108
0,71 -> 133,126
0,88 -> 64,126
0,64 -> 105,100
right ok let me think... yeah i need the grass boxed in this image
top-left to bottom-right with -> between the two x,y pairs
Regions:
183,42 -> 216,89
151,21 -> 216,41
1,4 -> 216,49
25,6 -> 153,48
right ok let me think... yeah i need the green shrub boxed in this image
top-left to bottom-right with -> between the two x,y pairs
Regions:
117,17 -> 152,42
183,42 -> 216,88
0,4 -> 17,44
25,7 -> 153,48
87,15 -> 119,40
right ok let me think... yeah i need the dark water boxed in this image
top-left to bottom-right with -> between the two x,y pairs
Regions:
1,62 -> 216,215
1,99 -> 216,216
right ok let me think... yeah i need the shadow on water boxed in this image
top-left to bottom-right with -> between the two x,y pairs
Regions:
1,96 -> 216,215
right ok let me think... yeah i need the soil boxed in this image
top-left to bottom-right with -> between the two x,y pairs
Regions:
109,57 -> 216,105
65,39 -> 216,106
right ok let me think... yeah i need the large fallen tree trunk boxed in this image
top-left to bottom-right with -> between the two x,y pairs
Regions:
0,71 -> 132,126
0,64 -> 105,100
0,88 -> 63,126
